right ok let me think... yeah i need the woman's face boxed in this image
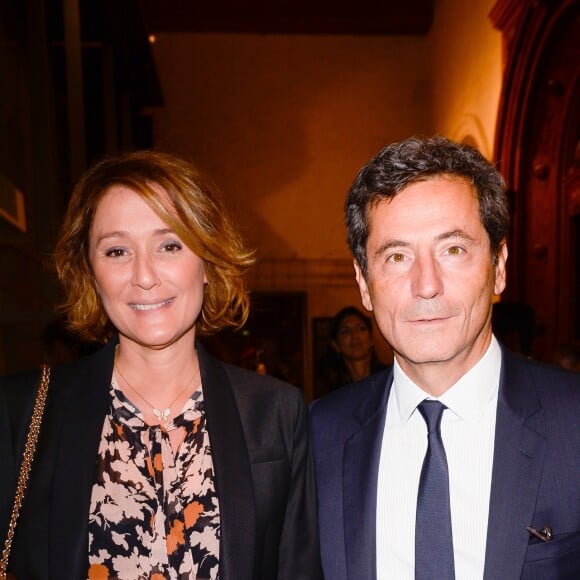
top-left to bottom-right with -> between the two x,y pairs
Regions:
333,314 -> 374,363
89,185 -> 206,350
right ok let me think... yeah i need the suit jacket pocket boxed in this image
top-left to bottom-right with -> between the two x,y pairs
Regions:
522,530 -> 580,580
524,530 -> 580,562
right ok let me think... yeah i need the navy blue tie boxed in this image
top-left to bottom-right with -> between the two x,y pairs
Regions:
415,400 -> 455,579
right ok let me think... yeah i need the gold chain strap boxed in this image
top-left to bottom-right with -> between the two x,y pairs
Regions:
0,364 -> 51,579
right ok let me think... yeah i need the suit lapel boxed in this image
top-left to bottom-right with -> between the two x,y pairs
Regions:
198,344 -> 256,580
49,338 -> 115,578
343,369 -> 392,580
483,350 -> 546,580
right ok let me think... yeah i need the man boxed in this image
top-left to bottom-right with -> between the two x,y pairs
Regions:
310,136 -> 580,579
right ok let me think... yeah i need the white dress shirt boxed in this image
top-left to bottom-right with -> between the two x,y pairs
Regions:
376,337 -> 502,579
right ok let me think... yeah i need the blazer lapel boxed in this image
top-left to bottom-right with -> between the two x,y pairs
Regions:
343,370 -> 392,580
198,344 -> 256,580
49,338 -> 116,578
483,350 -> 546,580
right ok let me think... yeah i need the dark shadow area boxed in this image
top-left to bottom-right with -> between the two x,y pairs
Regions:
492,301 -> 536,357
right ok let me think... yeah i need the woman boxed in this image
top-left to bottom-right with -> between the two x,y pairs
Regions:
316,306 -> 386,395
0,151 -> 322,579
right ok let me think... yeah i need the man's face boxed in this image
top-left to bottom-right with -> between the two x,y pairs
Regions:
355,176 -> 507,388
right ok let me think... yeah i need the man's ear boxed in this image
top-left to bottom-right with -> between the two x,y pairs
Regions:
494,240 -> 508,296
354,259 -> 373,312
330,340 -> 341,354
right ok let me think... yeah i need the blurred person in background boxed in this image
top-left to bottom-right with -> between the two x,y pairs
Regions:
316,306 -> 386,394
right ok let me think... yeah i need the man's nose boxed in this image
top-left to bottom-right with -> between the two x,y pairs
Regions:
411,253 -> 443,299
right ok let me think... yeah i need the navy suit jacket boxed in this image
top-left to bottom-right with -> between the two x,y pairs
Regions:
0,338 -> 322,579
311,347 -> 580,579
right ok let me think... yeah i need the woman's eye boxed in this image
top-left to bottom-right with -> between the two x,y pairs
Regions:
162,241 -> 182,253
104,248 -> 126,257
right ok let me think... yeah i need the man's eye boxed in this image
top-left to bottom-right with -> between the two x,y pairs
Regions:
388,253 -> 405,263
446,246 -> 464,256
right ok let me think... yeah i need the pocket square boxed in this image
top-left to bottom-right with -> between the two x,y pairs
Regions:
526,525 -> 553,542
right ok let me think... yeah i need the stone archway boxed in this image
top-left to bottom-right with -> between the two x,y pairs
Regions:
491,0 -> 580,361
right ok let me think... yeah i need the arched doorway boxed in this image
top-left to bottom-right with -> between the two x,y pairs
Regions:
491,0 -> 580,362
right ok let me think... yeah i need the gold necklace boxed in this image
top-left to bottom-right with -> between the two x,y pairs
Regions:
114,346 -> 200,426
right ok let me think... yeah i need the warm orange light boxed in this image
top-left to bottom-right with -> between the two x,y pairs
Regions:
148,35 -> 156,44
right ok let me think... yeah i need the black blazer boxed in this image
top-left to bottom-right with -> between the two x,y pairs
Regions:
0,338 -> 323,579
311,347 -> 580,579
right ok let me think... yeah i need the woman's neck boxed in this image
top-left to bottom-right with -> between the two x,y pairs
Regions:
114,340 -> 200,403
344,357 -> 372,382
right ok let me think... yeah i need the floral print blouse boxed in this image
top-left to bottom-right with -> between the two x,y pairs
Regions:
87,379 -> 220,579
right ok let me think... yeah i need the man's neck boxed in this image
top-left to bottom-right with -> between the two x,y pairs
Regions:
395,339 -> 493,397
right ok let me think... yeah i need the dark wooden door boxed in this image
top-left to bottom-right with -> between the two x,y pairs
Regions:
492,0 -> 580,361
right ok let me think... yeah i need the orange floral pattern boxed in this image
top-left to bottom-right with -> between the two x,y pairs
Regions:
88,381 -> 220,579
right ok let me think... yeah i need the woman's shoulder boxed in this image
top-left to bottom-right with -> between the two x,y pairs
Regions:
223,362 -> 302,399
0,367 -> 48,440
0,366 -> 44,404
220,363 -> 311,445
0,339 -> 114,398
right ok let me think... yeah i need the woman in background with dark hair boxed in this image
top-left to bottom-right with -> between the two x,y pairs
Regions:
316,306 -> 386,395
0,150 -> 322,579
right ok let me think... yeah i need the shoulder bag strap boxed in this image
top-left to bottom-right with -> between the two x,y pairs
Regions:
0,364 -> 51,579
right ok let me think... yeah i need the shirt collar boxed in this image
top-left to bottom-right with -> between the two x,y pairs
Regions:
393,335 -> 502,424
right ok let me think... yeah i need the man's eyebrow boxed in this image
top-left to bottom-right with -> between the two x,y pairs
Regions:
436,229 -> 476,243
374,239 -> 411,258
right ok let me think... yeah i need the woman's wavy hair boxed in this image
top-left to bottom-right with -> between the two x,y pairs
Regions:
55,150 -> 256,343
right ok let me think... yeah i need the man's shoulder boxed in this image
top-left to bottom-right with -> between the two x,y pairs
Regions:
502,350 -> 580,415
505,350 -> 580,388
311,367 -> 392,422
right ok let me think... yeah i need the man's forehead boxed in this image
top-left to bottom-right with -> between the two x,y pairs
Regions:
364,177 -> 487,248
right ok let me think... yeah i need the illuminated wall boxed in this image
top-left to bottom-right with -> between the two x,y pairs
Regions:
429,0 -> 502,157
151,33 -> 430,264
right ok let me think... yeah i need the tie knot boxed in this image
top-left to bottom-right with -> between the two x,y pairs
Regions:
417,399 -> 446,433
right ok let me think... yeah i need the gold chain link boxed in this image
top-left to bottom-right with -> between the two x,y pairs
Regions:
0,364 -> 51,579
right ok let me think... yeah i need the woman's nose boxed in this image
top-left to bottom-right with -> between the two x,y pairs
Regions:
131,253 -> 161,289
